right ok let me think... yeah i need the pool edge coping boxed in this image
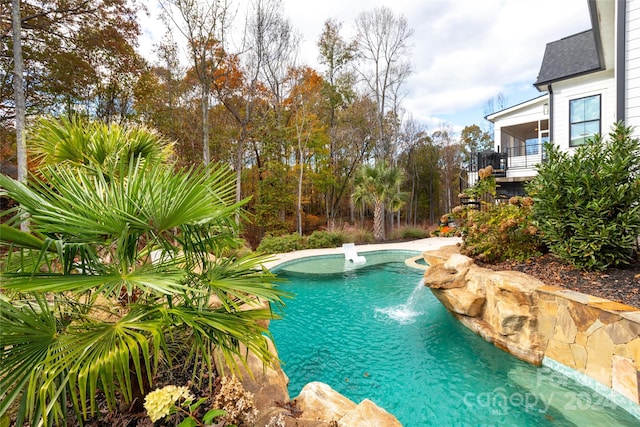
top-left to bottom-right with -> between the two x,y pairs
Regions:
262,237 -> 462,271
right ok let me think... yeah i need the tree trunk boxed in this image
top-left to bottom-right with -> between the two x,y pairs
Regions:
12,0 -> 26,183
297,162 -> 303,235
12,0 -> 28,232
235,138 -> 243,224
201,83 -> 210,165
373,200 -> 384,241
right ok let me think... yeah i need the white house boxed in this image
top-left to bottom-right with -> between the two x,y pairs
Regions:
468,0 -> 638,197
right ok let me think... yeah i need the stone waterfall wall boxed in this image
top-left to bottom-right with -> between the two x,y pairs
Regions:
423,246 -> 640,405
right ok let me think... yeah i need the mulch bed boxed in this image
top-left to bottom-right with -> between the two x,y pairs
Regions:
479,254 -> 640,309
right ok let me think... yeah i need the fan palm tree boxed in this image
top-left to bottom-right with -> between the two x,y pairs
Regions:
352,162 -> 407,241
0,118 -> 288,426
29,116 -> 175,170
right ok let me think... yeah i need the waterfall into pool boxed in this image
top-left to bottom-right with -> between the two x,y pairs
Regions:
374,279 -> 425,325
270,252 -> 639,426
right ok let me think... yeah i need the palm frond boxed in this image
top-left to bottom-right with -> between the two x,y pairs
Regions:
0,295 -> 58,421
2,118 -> 289,426
202,254 -> 290,312
0,225 -> 54,252
162,305 -> 278,378
29,116 -> 174,170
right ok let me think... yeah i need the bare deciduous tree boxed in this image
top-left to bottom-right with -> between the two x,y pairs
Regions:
355,6 -> 413,162
482,92 -> 508,136
220,0 -> 297,205
255,0 -> 299,111
11,0 -> 28,231
160,0 -> 230,165
318,18 -> 356,128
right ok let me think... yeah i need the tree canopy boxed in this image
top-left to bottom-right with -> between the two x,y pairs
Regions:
3,0 -> 492,243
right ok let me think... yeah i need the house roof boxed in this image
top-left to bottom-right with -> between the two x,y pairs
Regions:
534,29 -> 602,90
485,94 -> 549,122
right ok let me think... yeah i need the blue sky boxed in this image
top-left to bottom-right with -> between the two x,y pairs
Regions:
140,0 -> 592,134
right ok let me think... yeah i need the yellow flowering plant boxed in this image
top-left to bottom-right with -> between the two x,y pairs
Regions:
144,385 -> 228,427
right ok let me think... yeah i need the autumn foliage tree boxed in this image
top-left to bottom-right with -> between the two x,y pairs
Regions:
288,67 -> 328,235
1,0 -> 144,182
1,0 -> 143,122
2,0 -> 480,245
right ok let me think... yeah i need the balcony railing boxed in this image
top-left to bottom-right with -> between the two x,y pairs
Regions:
505,143 -> 545,170
468,143 -> 545,175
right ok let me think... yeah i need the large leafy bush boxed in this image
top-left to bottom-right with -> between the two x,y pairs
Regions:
389,226 -> 429,240
256,233 -> 305,253
305,230 -> 345,249
459,197 -> 545,263
527,123 -> 640,270
256,231 -> 346,253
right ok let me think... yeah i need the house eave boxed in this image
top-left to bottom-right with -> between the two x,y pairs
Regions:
533,67 -> 604,91
485,94 -> 549,123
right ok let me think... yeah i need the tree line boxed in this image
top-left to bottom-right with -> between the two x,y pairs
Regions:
3,0 -> 494,244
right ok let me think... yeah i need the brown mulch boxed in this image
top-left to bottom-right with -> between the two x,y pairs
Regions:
478,254 -> 640,309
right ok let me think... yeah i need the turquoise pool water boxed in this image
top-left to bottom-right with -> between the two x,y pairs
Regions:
270,252 -> 639,426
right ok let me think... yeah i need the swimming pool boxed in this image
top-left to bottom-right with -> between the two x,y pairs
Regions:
270,251 -> 639,426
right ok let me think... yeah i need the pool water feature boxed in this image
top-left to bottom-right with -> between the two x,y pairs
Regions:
270,252 -> 639,426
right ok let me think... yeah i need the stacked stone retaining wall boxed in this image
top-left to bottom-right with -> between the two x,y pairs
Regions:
422,246 -> 640,405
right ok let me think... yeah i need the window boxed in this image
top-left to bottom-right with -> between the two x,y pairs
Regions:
569,95 -> 600,146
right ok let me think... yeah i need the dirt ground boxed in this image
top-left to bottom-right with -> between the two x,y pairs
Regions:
480,253 -> 640,309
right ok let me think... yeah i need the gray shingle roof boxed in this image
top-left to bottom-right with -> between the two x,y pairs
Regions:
534,29 -> 601,90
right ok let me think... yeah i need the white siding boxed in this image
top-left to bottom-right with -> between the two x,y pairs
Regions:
550,71 -> 615,153
626,0 -> 640,135
491,98 -> 548,151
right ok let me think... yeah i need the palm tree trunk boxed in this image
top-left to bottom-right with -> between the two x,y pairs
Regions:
374,200 -> 384,241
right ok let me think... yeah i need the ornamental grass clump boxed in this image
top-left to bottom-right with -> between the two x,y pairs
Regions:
528,122 -> 640,271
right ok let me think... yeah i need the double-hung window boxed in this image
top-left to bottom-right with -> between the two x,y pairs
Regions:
569,94 -> 600,146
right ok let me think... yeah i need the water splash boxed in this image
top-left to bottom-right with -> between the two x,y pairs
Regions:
374,279 -> 425,325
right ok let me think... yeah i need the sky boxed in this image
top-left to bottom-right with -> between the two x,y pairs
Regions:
138,0 -> 592,134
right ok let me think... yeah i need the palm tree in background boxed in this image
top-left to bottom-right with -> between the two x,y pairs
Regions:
0,118 -> 288,426
352,161 -> 407,241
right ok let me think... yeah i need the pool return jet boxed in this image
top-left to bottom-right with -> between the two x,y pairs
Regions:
342,243 -> 366,267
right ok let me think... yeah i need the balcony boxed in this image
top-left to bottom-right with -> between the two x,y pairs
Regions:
464,143 -> 546,196
503,142 -> 545,171
476,151 -> 507,176
469,144 -> 544,173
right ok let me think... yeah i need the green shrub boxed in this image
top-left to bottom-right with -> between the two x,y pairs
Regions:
343,228 -> 375,245
461,197 -> 545,263
306,231 -> 345,249
256,233 -> 305,254
390,226 -> 428,240
256,227 -> 375,254
528,123 -> 640,270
